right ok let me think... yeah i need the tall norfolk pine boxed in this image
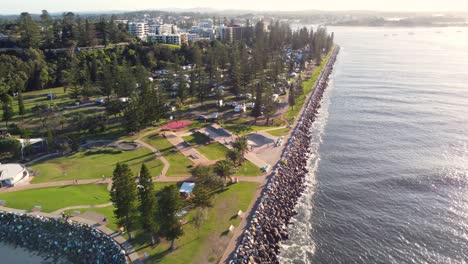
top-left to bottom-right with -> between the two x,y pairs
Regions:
137,163 -> 159,245
110,163 -> 138,239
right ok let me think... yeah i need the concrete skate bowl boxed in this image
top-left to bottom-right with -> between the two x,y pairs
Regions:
83,140 -> 141,151
246,134 -> 275,149
109,141 -> 141,151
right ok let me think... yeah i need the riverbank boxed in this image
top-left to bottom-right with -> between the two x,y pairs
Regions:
230,46 -> 340,264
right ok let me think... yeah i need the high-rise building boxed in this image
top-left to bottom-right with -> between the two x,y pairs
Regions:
128,22 -> 149,39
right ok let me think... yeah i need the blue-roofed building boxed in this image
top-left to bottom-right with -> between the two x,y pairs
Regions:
179,182 -> 195,198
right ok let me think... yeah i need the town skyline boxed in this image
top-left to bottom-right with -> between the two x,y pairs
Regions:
2,0 -> 468,14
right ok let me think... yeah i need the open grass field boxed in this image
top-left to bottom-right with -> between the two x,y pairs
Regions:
222,123 -> 275,136
30,147 -> 164,183
266,127 -> 290,137
237,160 -> 262,177
143,134 -> 193,176
196,142 -> 229,160
0,184 -> 110,213
130,182 -> 259,264
0,87 -> 73,121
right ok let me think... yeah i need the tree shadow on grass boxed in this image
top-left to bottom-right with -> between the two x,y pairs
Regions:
118,152 -> 154,164
84,149 -> 123,156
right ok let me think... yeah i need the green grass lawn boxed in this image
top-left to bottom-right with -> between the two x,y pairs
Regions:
0,184 -> 110,213
222,123 -> 275,136
266,127 -> 290,137
186,121 -> 209,130
237,160 -> 262,177
130,182 -> 259,264
196,142 -> 229,160
285,51 -> 332,123
182,132 -> 210,146
31,147 -> 164,183
0,87 -> 76,122
143,134 -> 193,176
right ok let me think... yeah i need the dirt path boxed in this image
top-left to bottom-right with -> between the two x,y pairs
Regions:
51,202 -> 113,214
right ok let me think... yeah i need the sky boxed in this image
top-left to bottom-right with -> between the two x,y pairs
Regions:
1,0 -> 468,14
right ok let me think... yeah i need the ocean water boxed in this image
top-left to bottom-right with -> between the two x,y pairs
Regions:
0,242 -> 48,263
280,27 -> 468,264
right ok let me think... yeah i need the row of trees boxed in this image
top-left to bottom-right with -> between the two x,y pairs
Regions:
111,163 -> 184,250
6,11 -> 131,49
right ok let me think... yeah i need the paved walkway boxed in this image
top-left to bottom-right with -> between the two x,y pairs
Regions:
134,139 -> 170,176
51,202 -> 113,214
0,206 -> 141,264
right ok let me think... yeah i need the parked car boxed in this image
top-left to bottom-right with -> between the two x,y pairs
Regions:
207,112 -> 219,122
95,98 -> 106,105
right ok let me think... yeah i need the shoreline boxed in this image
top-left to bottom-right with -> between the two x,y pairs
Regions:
0,211 -> 127,264
228,46 -> 340,264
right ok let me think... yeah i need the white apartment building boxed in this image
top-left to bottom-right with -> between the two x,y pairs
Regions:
149,24 -> 177,35
148,34 -> 182,45
128,22 -> 149,39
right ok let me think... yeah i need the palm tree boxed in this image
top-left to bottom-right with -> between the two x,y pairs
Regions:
233,136 -> 249,156
214,160 -> 235,183
226,149 -> 244,167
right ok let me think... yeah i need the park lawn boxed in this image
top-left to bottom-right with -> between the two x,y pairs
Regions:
1,87 -> 75,120
182,132 -> 210,146
285,51 -> 332,123
130,182 -> 259,264
237,160 -> 262,177
64,182 -> 178,231
266,127 -> 290,137
143,134 -> 193,176
31,147 -> 164,183
196,142 -> 229,160
0,184 -> 110,213
222,123 -> 275,136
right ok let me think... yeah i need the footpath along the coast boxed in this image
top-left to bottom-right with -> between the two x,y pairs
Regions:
224,46 -> 340,264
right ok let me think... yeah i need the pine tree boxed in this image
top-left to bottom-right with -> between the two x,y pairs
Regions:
229,44 -> 241,95
263,86 -> 276,126
251,81 -> 263,124
18,91 -> 25,117
1,94 -> 15,127
192,185 -> 212,208
40,10 -> 54,49
111,163 -> 138,239
157,185 -> 184,251
137,164 -> 159,245
177,75 -> 187,102
18,12 -> 41,48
